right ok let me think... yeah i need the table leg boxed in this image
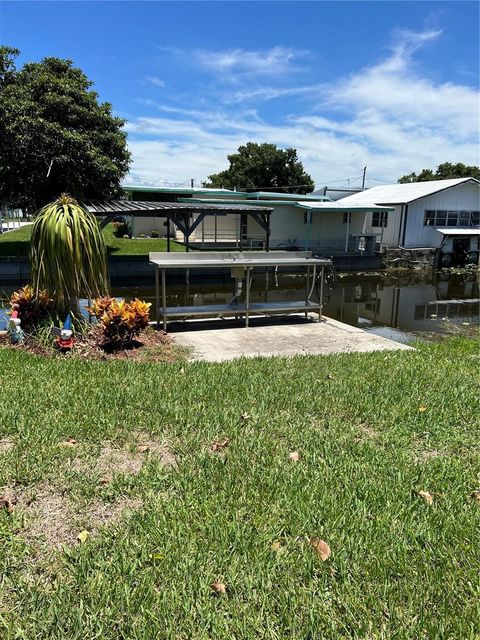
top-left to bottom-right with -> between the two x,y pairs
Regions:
161,268 -> 167,332
319,266 -> 324,321
155,266 -> 160,327
245,267 -> 250,328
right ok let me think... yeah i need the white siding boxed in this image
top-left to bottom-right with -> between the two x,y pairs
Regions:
403,182 -> 479,248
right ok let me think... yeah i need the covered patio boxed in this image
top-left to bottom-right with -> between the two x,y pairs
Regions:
84,200 -> 273,251
295,201 -> 395,255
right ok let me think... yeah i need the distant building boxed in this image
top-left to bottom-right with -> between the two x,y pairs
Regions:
119,184 -> 391,258
337,178 -> 480,265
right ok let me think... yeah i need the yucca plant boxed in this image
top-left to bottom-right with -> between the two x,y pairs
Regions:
30,194 -> 109,311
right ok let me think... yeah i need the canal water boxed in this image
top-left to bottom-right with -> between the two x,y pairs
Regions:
1,270 -> 478,342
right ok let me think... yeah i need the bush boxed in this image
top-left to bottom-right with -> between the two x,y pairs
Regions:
151,230 -> 160,238
88,296 -> 151,346
9,285 -> 53,331
112,220 -> 130,238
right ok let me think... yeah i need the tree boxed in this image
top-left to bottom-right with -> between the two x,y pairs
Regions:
398,163 -> 480,183
205,142 -> 315,194
0,47 -> 131,213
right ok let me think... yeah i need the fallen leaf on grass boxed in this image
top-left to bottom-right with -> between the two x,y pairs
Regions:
59,438 -> 77,447
288,451 -> 300,462
210,581 -> 227,595
0,494 -> 16,513
136,445 -> 150,453
271,540 -> 284,552
211,438 -> 230,452
470,490 -> 480,503
310,538 -> 331,561
77,530 -> 89,543
240,412 -> 251,421
417,490 -> 433,505
418,406 -> 427,413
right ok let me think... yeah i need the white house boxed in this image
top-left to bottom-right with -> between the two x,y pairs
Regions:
121,185 -> 390,256
337,178 -> 480,263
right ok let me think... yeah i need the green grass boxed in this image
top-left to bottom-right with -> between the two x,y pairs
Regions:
0,224 -> 186,257
0,338 -> 479,638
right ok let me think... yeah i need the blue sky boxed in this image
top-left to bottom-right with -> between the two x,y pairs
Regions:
1,1 -> 479,189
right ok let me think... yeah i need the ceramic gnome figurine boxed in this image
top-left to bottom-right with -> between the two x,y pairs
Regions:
56,313 -> 74,350
8,308 -> 24,344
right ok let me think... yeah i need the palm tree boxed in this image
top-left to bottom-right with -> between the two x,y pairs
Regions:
30,194 -> 109,312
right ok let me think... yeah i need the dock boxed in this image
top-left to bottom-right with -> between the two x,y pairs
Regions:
170,315 -> 412,362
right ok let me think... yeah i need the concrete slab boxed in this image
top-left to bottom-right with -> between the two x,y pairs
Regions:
169,316 -> 413,362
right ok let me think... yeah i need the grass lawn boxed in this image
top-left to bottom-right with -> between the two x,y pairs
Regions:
0,338 -> 479,638
0,224 -> 186,257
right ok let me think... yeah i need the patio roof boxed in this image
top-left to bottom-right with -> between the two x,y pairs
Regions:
83,199 -> 272,215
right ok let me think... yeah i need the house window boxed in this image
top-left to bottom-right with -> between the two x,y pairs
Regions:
343,212 -> 352,224
436,210 -> 447,226
447,211 -> 459,226
303,211 -> 312,224
372,211 -> 388,227
423,209 -> 479,227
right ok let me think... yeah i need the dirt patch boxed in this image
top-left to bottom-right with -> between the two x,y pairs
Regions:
86,497 -> 142,531
414,449 -> 444,464
0,437 -> 14,452
0,326 -> 188,363
355,423 -> 378,442
72,437 -> 176,482
12,484 -> 142,550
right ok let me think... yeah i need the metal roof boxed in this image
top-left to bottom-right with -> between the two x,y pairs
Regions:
83,200 -> 273,215
178,197 -> 391,212
337,178 -> 480,206
435,228 -> 480,236
296,201 -> 394,212
121,185 -> 249,197
246,191 -> 331,201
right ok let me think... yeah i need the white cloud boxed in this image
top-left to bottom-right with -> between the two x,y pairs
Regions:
146,75 -> 165,87
127,28 -> 479,187
194,46 -> 309,76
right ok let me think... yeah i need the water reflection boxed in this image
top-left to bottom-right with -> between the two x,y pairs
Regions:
1,272 -> 478,338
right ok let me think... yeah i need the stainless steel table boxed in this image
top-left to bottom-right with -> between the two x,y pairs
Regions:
149,251 -> 332,331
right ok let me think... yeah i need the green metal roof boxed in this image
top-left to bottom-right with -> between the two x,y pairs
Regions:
246,191 -> 331,201
178,198 -> 307,207
122,185 -> 249,197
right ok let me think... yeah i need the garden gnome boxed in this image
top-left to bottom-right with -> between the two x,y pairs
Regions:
56,313 -> 74,350
8,308 -> 24,344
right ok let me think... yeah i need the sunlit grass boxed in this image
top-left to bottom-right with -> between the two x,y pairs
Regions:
0,224 -> 185,257
0,338 -> 478,638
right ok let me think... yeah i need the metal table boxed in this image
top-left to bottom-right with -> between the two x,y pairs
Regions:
149,251 -> 332,331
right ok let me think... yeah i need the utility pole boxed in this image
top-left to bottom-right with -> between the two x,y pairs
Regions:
361,166 -> 367,189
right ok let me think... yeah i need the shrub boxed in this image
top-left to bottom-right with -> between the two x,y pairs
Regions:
30,194 -> 109,311
151,230 -> 160,238
112,220 -> 130,238
9,285 -> 53,330
88,296 -> 151,346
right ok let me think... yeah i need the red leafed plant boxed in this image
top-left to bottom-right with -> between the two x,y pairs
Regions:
88,297 -> 151,346
9,285 -> 53,330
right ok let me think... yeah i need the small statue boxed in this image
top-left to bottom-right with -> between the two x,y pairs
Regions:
8,308 -> 24,344
56,313 -> 74,351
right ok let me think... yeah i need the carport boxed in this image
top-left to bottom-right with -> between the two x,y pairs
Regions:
83,200 -> 273,251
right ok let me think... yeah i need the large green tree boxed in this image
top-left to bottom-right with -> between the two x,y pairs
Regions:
0,47 -> 131,213
398,162 -> 480,183
205,142 -> 315,194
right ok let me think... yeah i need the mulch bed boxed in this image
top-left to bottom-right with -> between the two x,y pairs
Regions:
0,326 -> 185,363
